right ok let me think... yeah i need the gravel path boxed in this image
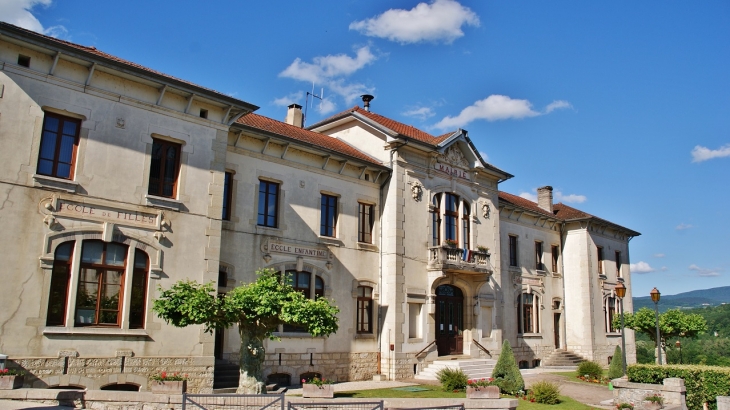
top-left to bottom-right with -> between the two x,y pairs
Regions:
524,372 -> 615,409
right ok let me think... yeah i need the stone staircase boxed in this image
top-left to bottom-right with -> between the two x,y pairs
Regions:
541,349 -> 585,368
213,361 -> 287,394
415,356 -> 497,381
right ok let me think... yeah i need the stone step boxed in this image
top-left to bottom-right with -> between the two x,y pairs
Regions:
416,358 -> 497,381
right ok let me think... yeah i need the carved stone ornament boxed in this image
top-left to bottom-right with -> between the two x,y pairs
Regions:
263,253 -> 272,263
437,145 -> 470,169
115,117 -> 125,129
482,202 -> 491,219
411,182 -> 423,201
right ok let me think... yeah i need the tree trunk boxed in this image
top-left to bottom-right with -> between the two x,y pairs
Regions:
237,324 -> 266,394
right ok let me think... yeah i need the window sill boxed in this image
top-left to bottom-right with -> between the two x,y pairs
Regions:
407,338 -> 423,343
318,236 -> 343,247
356,242 -> 379,252
536,270 -> 547,276
617,277 -> 625,283
598,274 -> 607,280
274,332 -> 324,339
606,333 -> 622,338
43,327 -> 150,337
508,266 -> 521,273
517,334 -> 543,339
356,333 -> 376,339
33,174 -> 79,193
144,194 -> 182,211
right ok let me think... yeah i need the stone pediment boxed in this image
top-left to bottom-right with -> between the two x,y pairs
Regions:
438,145 -> 470,169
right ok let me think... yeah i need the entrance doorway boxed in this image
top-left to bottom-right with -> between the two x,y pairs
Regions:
435,284 -> 464,356
553,313 -> 561,349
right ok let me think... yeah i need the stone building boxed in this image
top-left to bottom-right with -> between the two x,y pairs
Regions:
0,22 -> 639,393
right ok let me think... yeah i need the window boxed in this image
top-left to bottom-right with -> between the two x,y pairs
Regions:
222,172 -> 233,221
615,251 -> 622,277
444,193 -> 459,242
517,292 -> 540,334
408,303 -> 422,338
282,270 -> 324,332
199,109 -> 208,119
358,203 -> 374,243
509,235 -> 518,267
218,265 -> 228,288
320,194 -> 337,237
46,240 -> 150,328
357,286 -> 373,334
431,194 -> 441,246
257,180 -> 279,227
37,113 -> 80,180
18,54 -> 30,67
462,201 -> 471,250
148,138 -> 181,198
597,246 -> 604,275
605,297 -> 619,332
535,241 -> 544,271
551,245 -> 559,273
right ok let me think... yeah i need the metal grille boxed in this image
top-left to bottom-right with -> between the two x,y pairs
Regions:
182,393 -> 285,410
287,401 -> 383,410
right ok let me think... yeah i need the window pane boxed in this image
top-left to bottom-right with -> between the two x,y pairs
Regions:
39,131 -> 58,160
81,241 -> 104,264
55,163 -> 71,179
55,242 -> 74,261
62,120 -> 78,136
105,243 -> 127,266
298,272 -> 310,289
46,264 -> 70,326
43,116 -> 59,132
134,249 -> 148,269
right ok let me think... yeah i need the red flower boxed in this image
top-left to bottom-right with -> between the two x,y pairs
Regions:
302,379 -> 306,383
160,371 -> 167,380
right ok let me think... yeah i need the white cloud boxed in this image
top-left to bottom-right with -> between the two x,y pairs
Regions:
0,0 -> 67,37
349,0 -> 479,45
402,106 -> 435,120
689,264 -> 721,277
555,192 -> 587,204
691,144 -> 730,163
654,253 -> 665,258
317,99 -> 337,115
433,95 -> 571,130
630,261 -> 656,274
279,46 -> 376,109
518,192 -> 537,202
272,91 -> 304,107
676,223 -> 693,230
479,151 -> 489,162
660,266 -> 669,272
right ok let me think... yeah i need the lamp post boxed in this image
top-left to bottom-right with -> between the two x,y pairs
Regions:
650,287 -> 662,365
675,340 -> 682,364
615,282 -> 628,376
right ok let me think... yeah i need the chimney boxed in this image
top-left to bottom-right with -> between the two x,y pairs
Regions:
285,103 -> 303,128
361,94 -> 374,111
537,186 -> 553,213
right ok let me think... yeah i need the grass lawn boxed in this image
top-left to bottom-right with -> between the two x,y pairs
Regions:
551,371 -> 611,387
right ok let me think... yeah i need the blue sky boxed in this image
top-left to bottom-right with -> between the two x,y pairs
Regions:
3,0 -> 729,298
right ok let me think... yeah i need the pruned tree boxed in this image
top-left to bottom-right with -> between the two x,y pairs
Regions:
491,339 -> 524,394
613,307 -> 707,346
152,268 -> 339,394
607,345 -> 624,379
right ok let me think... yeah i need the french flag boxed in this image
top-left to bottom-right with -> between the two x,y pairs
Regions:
462,247 -> 472,262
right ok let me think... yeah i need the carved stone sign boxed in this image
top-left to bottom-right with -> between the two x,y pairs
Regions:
267,241 -> 330,260
521,277 -> 543,286
54,199 -> 160,229
434,162 -> 470,180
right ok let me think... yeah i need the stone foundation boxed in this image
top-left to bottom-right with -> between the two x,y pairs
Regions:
260,351 -> 379,382
612,377 -> 687,410
6,356 -> 214,393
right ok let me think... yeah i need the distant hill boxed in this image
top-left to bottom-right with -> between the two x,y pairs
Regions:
632,286 -> 730,312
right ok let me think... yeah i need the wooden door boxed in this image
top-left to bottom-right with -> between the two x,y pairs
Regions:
435,285 -> 464,356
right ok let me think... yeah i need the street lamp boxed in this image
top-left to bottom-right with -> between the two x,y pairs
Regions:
675,340 -> 682,364
650,287 -> 662,365
615,282 -> 628,376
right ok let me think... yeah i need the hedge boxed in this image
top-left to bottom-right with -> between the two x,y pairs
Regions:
628,364 -> 730,410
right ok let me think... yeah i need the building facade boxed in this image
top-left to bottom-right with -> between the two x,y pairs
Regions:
0,22 -> 638,393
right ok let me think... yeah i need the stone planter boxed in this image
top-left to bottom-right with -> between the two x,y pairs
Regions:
643,401 -> 662,410
302,383 -> 334,398
466,386 -> 500,399
0,375 -> 24,390
150,380 -> 186,394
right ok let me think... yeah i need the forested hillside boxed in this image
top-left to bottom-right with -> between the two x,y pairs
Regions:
633,286 -> 730,311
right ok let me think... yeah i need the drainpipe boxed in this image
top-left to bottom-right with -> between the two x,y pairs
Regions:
377,139 -> 407,377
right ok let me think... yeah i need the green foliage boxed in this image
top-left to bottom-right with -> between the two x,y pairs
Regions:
491,340 -> 525,394
436,367 -> 468,392
614,308 -> 707,344
608,345 -> 625,379
628,364 -> 730,410
152,281 -> 221,332
576,361 -> 603,379
529,380 -> 561,405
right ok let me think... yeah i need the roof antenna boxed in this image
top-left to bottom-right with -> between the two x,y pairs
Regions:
304,83 -> 324,128
361,94 -> 374,112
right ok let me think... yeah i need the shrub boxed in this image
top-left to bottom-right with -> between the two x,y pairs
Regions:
529,380 -> 561,405
436,367 -> 468,392
577,360 -> 604,380
628,364 -> 730,410
491,340 -> 525,394
608,345 -> 625,379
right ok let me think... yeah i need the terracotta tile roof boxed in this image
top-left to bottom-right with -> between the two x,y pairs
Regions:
553,203 -> 591,220
498,192 -> 557,218
236,113 -> 384,167
0,22 -> 256,109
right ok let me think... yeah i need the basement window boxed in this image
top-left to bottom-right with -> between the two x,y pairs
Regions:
199,109 -> 208,119
18,55 -> 31,67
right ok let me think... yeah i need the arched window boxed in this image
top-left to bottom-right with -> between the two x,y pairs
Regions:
517,292 -> 540,334
462,201 -> 470,250
282,270 -> 324,332
129,249 -> 149,329
356,286 -> 373,334
444,193 -> 459,241
46,242 -> 74,326
431,194 -> 441,246
605,296 -> 619,332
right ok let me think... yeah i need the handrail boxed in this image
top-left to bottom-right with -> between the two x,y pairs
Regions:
472,339 -> 491,357
415,340 -> 437,358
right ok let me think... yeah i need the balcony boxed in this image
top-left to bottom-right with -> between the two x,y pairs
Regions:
428,246 -> 494,275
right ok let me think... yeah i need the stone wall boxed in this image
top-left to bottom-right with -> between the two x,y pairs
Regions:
260,351 -> 379,382
612,378 -> 687,410
7,355 -> 214,393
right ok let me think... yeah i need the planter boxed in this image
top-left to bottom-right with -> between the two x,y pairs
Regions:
0,375 -> 24,390
150,380 -> 186,394
302,383 -> 334,398
466,386 -> 500,399
643,402 -> 662,410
